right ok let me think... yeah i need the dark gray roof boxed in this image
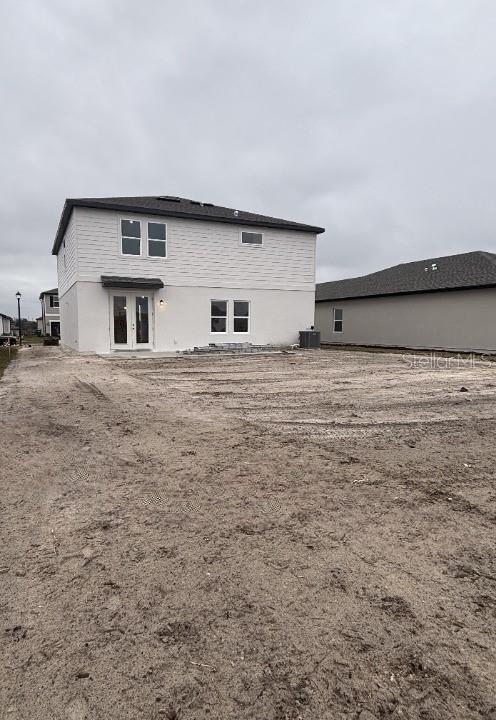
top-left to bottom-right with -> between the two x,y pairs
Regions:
52,196 -> 324,254
39,288 -> 58,299
316,251 -> 496,302
101,276 -> 164,289
0,313 -> 13,321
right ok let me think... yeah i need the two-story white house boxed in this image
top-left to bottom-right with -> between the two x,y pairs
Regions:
39,288 -> 61,336
1,313 -> 13,340
52,196 -> 324,354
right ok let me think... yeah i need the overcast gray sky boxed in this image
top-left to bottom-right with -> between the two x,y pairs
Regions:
1,0 -> 496,319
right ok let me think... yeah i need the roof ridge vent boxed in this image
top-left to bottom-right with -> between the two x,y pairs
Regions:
156,196 -> 181,202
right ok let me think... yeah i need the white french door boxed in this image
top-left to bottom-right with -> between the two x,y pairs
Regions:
110,292 -> 154,350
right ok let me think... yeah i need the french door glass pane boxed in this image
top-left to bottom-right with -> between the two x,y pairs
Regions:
113,296 -> 127,344
136,296 -> 149,344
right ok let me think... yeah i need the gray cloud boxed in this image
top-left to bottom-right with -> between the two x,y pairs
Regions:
1,0 -> 495,318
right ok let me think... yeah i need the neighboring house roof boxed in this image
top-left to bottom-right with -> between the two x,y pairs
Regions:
316,251 -> 496,302
101,276 -> 165,289
39,288 -> 58,299
0,313 -> 13,320
52,196 -> 325,254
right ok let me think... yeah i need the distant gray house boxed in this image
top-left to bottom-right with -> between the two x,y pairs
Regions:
39,288 -> 60,336
315,251 -> 496,353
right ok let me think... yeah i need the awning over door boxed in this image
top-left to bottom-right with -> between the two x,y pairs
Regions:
101,276 -> 164,290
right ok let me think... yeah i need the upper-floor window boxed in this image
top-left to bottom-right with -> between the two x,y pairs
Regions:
241,231 -> 263,245
333,308 -> 343,333
121,219 -> 141,255
121,219 -> 167,257
50,295 -> 59,308
148,222 -> 166,257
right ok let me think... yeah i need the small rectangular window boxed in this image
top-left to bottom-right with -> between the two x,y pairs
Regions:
241,231 -> 263,245
121,219 -> 141,255
211,300 -> 227,333
50,295 -> 59,308
233,301 -> 250,333
333,308 -> 343,333
148,222 -> 166,257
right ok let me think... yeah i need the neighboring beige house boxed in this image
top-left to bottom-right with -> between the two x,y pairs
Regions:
39,288 -> 60,336
52,195 -> 324,354
315,251 -> 496,353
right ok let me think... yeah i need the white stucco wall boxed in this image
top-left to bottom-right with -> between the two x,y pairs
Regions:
315,287 -> 496,352
73,281 -> 315,353
59,283 -> 79,350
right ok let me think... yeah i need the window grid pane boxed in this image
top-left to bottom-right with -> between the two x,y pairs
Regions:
211,317 -> 226,333
122,237 -> 141,255
121,220 -> 141,238
148,239 -> 166,257
233,301 -> 249,317
234,317 -> 248,333
211,301 -> 227,317
148,222 -> 166,240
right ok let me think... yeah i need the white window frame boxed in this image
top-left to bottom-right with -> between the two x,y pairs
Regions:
50,295 -> 59,309
147,221 -> 167,259
240,230 -> 264,246
333,307 -> 343,333
120,218 -> 142,257
233,300 -> 250,334
210,300 -> 228,334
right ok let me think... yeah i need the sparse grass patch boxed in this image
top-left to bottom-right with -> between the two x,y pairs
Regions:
0,346 -> 17,379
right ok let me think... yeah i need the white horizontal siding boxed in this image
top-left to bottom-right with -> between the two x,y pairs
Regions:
57,210 -> 77,296
74,208 -> 316,291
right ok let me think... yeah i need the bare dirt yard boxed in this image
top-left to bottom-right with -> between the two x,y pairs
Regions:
0,346 -> 495,720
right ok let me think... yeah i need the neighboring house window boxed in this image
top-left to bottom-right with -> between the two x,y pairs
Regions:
50,295 -> 59,308
333,308 -> 343,333
148,222 -> 166,257
241,231 -> 263,245
121,219 -> 141,255
211,300 -> 227,333
233,301 -> 250,333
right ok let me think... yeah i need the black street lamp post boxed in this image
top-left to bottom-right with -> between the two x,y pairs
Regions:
15,291 -> 22,346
